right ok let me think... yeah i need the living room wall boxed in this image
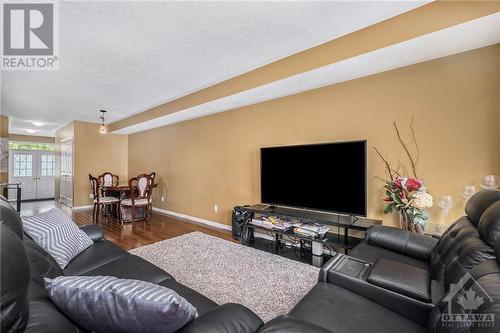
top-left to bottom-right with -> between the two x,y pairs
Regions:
128,44 -> 500,228
73,121 -> 128,207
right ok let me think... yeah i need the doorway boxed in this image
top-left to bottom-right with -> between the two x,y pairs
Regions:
9,149 -> 55,201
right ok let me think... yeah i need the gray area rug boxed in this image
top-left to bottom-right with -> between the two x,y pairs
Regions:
130,231 -> 319,321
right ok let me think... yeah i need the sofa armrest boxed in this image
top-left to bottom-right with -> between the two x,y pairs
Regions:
366,225 -> 438,261
318,253 -> 342,282
258,316 -> 333,333
79,224 -> 104,243
178,303 -> 263,333
325,266 -> 433,326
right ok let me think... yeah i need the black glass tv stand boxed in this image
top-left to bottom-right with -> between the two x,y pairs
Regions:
239,204 -> 382,266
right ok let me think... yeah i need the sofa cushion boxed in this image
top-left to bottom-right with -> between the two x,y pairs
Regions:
365,226 -> 437,261
496,235 -> 500,264
25,280 -> 86,333
22,208 -> 94,268
258,316 -> 333,333
81,254 -> 174,284
443,237 -> 495,289
24,237 -> 64,279
464,189 -> 500,226
288,283 -> 425,333
429,216 -> 479,281
45,275 -> 198,333
477,201 -> 500,247
178,303 -> 263,333
79,224 -> 105,243
159,279 -> 218,315
367,258 -> 431,302
63,240 -> 128,275
350,241 -> 428,270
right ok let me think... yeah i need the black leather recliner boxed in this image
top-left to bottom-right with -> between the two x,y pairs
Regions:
0,197 -> 263,333
259,190 -> 500,333
347,189 -> 500,303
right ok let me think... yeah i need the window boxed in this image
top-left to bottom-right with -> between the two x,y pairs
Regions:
40,154 -> 55,176
9,142 -> 54,151
13,154 -> 33,177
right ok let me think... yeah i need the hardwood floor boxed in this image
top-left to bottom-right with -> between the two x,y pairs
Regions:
20,200 -> 234,250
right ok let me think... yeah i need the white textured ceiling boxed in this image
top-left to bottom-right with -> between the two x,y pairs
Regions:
1,1 -> 428,137
113,12 -> 500,135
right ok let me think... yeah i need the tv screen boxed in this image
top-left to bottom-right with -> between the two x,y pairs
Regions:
260,141 -> 367,216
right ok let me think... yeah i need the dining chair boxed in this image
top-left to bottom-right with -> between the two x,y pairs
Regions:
148,172 -> 156,214
98,172 -> 119,190
120,174 -> 153,224
148,172 -> 156,184
89,174 -> 120,223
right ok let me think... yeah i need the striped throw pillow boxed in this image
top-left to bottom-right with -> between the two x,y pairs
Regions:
22,208 -> 93,269
45,275 -> 198,333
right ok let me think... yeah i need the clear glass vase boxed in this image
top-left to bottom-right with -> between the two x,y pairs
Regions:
399,211 -> 424,234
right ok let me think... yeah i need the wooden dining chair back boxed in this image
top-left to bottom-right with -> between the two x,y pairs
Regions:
89,174 -> 100,201
121,174 -> 153,223
89,174 -> 120,223
148,172 -> 156,186
98,172 -> 119,187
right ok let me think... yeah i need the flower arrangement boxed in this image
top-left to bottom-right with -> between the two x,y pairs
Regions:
375,119 -> 433,233
382,176 -> 433,232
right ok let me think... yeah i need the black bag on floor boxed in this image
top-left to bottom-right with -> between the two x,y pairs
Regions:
231,206 -> 253,244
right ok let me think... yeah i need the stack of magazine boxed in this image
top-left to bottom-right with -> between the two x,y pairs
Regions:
249,217 -> 329,239
293,223 -> 330,239
250,216 -> 299,231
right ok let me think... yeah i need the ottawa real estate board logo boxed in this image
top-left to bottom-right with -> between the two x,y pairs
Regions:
441,272 -> 495,329
2,2 -> 59,70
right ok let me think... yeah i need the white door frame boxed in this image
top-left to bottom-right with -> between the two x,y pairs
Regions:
9,149 -> 55,201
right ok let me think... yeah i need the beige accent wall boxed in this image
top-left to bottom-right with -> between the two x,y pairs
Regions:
72,121 -> 128,207
110,1 -> 500,132
9,134 -> 55,144
0,116 -> 9,183
128,45 -> 500,228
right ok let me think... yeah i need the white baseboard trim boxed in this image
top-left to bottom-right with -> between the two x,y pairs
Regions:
151,207 -> 284,242
152,207 -> 232,231
72,205 -> 93,211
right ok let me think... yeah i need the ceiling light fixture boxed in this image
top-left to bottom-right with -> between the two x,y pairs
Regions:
26,129 -> 37,134
32,121 -> 45,127
99,110 -> 108,134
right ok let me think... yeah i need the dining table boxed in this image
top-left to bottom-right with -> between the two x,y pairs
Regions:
101,182 -> 158,222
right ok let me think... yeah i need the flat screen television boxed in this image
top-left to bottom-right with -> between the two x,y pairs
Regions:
260,140 -> 367,216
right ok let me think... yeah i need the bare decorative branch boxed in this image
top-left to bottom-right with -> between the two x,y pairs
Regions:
393,121 -> 418,179
409,116 -> 420,166
396,160 -> 408,177
373,146 -> 397,181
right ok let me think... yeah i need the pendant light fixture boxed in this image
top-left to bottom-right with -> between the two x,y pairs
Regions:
99,110 -> 107,134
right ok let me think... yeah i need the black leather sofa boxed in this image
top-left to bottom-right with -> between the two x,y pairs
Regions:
259,190 -> 500,333
0,197 -> 263,333
2,191 -> 500,333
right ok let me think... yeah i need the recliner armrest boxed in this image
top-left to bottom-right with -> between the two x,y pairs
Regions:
366,225 -> 438,261
178,303 -> 263,333
79,224 -> 104,243
325,265 -> 433,326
